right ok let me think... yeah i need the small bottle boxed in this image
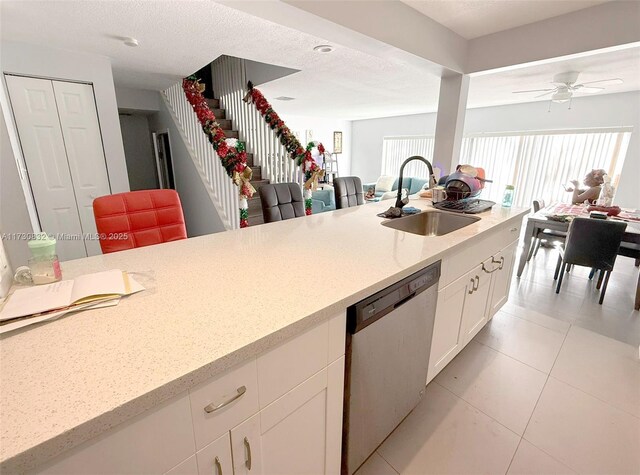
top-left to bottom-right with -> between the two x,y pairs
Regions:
502,185 -> 515,208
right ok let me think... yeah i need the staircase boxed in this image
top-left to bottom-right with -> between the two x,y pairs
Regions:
204,97 -> 267,226
163,56 -> 306,229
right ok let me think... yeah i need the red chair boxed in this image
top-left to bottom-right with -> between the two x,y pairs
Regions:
93,190 -> 187,254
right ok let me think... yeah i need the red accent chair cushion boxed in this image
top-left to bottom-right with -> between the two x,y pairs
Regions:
93,190 -> 187,254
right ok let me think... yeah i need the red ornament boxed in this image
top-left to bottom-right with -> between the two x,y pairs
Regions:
318,143 -> 325,154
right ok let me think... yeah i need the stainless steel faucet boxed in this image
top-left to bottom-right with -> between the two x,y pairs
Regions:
395,156 -> 436,209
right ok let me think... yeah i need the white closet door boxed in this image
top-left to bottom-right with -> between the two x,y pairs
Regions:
52,81 -> 111,256
5,75 -> 86,260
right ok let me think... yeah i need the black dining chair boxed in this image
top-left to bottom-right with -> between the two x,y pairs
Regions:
334,177 -> 365,209
527,199 -> 567,261
258,183 -> 306,223
554,217 -> 627,304
617,242 -> 640,311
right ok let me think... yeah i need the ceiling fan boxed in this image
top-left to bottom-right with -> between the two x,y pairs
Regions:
512,71 -> 623,104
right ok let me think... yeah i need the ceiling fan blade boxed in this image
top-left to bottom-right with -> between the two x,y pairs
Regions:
578,78 -> 623,87
577,86 -> 605,93
512,88 -> 555,94
534,91 -> 555,98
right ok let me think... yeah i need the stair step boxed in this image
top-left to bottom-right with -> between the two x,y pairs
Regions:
217,119 -> 232,130
206,98 -> 220,108
250,166 -> 262,181
224,130 -> 239,139
251,179 -> 269,191
212,108 -> 226,119
247,214 -> 264,226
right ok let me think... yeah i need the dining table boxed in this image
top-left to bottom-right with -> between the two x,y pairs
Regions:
516,202 -> 640,310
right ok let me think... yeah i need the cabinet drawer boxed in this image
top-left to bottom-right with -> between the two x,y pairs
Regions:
190,358 -> 259,449
440,220 -> 521,287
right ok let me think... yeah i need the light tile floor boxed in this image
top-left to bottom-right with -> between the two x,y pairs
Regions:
510,246 -> 640,347
355,304 -> 640,475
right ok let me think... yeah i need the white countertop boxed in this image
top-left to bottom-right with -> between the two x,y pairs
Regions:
0,199 -> 528,472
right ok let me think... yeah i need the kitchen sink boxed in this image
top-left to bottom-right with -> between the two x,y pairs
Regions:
382,210 -> 480,236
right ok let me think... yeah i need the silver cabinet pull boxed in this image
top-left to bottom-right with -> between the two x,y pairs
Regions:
510,227 -> 518,232
244,437 -> 252,470
214,456 -> 223,475
204,386 -> 246,413
468,278 -> 475,294
474,275 -> 480,290
492,256 -> 505,270
482,256 -> 504,274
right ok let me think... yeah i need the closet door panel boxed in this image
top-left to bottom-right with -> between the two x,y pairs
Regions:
53,81 -> 111,256
5,75 -> 86,260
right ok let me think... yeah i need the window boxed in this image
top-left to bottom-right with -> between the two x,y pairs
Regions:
382,128 -> 632,208
381,135 -> 435,178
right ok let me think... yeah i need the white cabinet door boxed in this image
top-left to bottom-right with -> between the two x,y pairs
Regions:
6,75 -> 86,260
259,363 -> 342,475
231,413 -> 263,475
461,263 -> 492,345
52,81 -> 111,257
427,273 -> 471,383
196,432 -> 233,475
487,241 -> 518,319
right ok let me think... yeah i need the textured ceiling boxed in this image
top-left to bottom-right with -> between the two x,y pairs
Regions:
468,46 -> 640,109
0,0 -> 441,120
401,0 -> 612,39
0,1 -> 637,120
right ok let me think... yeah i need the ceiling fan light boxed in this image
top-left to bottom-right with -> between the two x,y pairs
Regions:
552,90 -> 572,103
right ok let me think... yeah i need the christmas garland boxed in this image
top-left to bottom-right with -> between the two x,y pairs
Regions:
182,76 -> 254,227
244,82 -> 325,215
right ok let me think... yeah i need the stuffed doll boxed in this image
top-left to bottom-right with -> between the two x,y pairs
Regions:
565,169 -> 607,204
364,187 -> 376,200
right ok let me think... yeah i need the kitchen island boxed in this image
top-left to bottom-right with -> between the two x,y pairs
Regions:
0,199 -> 528,473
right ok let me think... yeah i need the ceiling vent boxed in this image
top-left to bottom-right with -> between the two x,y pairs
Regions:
275,96 -> 296,101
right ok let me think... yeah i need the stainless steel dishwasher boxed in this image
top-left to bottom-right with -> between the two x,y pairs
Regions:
342,261 -> 440,475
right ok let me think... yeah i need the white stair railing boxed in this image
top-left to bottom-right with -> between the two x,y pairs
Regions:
211,55 -> 304,187
162,84 -> 240,230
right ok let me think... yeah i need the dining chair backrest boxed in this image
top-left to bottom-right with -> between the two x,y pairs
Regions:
334,176 -> 365,209
258,182 -> 306,223
563,217 -> 627,271
532,199 -> 545,213
93,189 -> 187,254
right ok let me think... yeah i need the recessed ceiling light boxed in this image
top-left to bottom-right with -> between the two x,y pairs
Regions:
123,37 -> 139,47
313,45 -> 333,53
275,96 -> 295,101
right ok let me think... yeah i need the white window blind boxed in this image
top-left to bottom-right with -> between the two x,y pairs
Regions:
382,128 -> 631,208
381,135 -> 435,178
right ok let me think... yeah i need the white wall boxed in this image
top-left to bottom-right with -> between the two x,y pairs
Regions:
351,113 -> 437,183
282,114 -> 352,178
147,98 -> 227,237
1,41 -> 129,193
119,114 -> 159,191
116,86 -> 161,113
351,91 -> 640,208
0,112 -> 32,267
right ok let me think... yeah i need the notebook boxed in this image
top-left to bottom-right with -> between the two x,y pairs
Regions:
0,269 -> 143,323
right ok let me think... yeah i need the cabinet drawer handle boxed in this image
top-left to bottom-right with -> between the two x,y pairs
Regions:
214,456 -> 223,475
474,275 -> 480,290
204,386 -> 246,413
510,227 -> 518,232
492,256 -> 505,270
468,278 -> 475,294
482,257 -> 504,274
244,436 -> 252,470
